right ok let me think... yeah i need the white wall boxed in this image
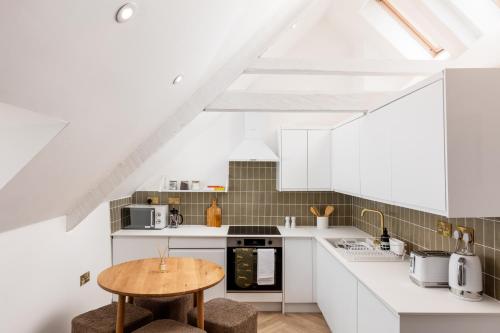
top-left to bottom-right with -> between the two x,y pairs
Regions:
0,203 -> 112,333
0,102 -> 67,191
132,111 -> 351,193
109,112 -> 245,195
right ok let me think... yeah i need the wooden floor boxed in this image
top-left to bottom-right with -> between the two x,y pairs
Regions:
257,312 -> 331,333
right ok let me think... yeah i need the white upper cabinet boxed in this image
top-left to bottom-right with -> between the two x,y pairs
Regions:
278,129 -> 331,191
331,120 -> 360,195
360,108 -> 392,202
331,69 -> 500,217
390,80 -> 446,212
279,129 -> 308,190
307,130 -> 331,190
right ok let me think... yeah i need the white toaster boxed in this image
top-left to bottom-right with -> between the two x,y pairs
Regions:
409,250 -> 450,287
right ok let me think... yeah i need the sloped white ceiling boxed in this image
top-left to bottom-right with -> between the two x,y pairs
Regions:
0,0 -> 305,232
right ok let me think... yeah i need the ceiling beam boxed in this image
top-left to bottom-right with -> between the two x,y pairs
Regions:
205,91 -> 390,112
65,1 -> 311,231
245,57 -> 447,76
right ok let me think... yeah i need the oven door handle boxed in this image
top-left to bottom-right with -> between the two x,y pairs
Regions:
232,249 -> 277,254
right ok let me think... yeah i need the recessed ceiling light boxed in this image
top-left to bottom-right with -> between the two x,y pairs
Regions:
116,3 -> 136,23
172,75 -> 183,85
291,23 -> 297,29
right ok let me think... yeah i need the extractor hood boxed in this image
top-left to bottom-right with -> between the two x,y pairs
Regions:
228,139 -> 278,162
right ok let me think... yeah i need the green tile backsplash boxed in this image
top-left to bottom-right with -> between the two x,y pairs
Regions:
132,161 -> 352,227
109,196 -> 132,233
352,196 -> 500,300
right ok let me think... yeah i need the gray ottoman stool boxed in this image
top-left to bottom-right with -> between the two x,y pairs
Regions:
71,302 -> 153,333
132,319 -> 206,333
188,298 -> 257,333
134,294 -> 193,323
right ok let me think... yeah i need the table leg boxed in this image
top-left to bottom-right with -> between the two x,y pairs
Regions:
116,295 -> 125,333
193,292 -> 197,308
196,290 -> 204,330
127,296 -> 134,304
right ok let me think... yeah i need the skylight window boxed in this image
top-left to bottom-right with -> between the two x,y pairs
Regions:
376,0 -> 444,58
361,0 -> 447,60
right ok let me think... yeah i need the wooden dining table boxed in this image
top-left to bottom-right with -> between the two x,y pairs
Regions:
97,257 -> 225,333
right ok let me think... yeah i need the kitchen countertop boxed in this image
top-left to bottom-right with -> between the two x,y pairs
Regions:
111,225 -> 364,238
111,225 -> 500,315
112,225 -> 230,237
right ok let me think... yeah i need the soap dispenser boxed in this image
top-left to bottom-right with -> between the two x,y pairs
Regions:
380,227 -> 390,251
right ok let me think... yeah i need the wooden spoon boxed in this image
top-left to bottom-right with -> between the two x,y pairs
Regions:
310,206 -> 320,217
324,205 -> 335,217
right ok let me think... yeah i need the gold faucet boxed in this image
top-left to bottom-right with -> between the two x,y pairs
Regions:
361,208 -> 385,237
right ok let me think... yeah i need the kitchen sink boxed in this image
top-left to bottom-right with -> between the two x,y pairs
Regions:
326,238 -> 404,262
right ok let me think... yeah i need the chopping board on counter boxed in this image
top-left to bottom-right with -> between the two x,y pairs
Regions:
206,198 -> 222,227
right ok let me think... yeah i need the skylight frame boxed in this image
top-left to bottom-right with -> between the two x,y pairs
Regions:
376,0 -> 444,58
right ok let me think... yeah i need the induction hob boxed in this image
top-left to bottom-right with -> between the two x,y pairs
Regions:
227,225 -> 281,235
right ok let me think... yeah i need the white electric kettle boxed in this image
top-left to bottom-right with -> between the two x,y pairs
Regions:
449,230 -> 483,301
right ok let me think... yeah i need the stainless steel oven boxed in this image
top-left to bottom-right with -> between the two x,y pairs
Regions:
226,237 -> 282,292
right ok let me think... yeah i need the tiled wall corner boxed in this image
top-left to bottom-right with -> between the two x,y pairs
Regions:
352,196 -> 500,301
109,197 -> 132,233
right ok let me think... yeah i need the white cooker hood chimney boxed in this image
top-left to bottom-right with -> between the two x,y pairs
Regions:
228,113 -> 278,162
228,139 -> 278,162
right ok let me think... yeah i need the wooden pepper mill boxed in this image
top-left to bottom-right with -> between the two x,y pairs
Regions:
206,198 -> 222,227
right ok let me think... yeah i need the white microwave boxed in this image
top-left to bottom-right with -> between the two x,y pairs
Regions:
122,204 -> 168,229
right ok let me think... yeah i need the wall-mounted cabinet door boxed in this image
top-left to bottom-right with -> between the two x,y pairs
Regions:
390,80 -> 446,213
284,238 -> 313,303
307,130 -> 331,191
280,129 -> 308,190
331,120 -> 360,195
360,109 -> 392,201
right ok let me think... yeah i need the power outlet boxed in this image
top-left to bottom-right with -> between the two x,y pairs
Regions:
168,197 -> 181,205
80,271 -> 90,286
436,221 -> 452,237
456,225 -> 474,244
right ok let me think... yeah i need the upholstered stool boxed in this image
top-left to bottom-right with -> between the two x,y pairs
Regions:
71,302 -> 153,333
134,294 -> 193,323
132,319 -> 206,333
187,298 -> 257,333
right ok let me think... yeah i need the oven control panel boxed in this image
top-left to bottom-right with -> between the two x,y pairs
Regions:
227,237 -> 282,248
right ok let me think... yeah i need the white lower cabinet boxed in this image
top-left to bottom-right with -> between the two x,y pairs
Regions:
284,238 -> 313,303
112,236 -> 226,301
316,242 -> 357,333
357,283 -> 399,333
168,248 -> 225,301
112,236 -> 169,265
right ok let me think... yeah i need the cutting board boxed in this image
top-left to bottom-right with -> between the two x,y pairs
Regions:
206,198 -> 222,227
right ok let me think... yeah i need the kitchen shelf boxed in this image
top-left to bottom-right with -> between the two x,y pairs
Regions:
161,189 -> 228,193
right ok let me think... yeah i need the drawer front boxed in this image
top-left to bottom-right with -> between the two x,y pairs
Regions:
168,237 -> 225,249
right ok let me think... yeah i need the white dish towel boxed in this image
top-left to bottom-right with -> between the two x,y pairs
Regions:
257,248 -> 275,285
